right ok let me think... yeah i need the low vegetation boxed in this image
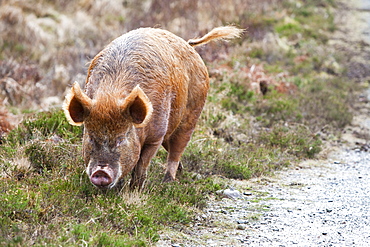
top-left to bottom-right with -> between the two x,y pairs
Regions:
0,0 -> 360,245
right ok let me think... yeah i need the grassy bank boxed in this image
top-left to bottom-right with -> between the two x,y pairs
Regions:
0,0 -> 359,245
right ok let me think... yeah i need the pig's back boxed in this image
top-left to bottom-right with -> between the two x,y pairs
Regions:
86,28 -> 207,98
85,28 -> 209,141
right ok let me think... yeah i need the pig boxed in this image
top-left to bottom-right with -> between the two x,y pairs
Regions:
63,26 -> 243,189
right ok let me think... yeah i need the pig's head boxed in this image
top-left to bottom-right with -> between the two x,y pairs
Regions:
63,82 -> 153,189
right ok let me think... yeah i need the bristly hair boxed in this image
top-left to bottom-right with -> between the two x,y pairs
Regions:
187,26 -> 244,47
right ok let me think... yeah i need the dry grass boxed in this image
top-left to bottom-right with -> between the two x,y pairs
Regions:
0,0 -> 283,109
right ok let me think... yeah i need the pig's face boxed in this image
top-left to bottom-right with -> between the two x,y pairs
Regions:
83,124 -> 141,189
63,82 -> 153,189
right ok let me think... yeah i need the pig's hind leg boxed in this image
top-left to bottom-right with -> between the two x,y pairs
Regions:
163,133 -> 191,182
163,84 -> 208,182
163,123 -> 197,182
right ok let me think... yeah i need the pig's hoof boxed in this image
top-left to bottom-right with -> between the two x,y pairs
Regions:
163,173 -> 176,183
91,170 -> 112,187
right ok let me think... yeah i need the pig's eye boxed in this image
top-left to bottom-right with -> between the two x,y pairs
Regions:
87,136 -> 95,145
116,136 -> 127,147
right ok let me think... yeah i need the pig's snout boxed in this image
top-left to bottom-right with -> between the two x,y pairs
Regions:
91,170 -> 113,188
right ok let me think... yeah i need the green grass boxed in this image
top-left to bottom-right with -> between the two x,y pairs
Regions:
0,171 -> 220,245
0,96 -> 326,245
0,110 -> 225,246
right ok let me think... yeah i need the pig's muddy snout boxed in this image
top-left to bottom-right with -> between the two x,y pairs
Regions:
89,166 -> 116,189
91,170 -> 112,187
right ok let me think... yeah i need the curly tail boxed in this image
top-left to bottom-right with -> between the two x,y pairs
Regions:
188,26 -> 244,47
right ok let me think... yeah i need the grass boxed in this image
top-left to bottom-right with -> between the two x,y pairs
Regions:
0,0 -> 360,245
0,110 -> 224,246
0,103 -> 323,245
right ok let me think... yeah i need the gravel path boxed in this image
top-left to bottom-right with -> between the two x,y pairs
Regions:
158,1 -> 370,246
234,150 -> 370,246
158,149 -> 370,247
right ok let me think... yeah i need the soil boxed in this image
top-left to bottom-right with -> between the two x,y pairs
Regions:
157,1 -> 370,246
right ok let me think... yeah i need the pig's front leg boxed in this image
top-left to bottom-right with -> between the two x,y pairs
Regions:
130,142 -> 162,190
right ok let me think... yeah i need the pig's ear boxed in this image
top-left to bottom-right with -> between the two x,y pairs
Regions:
63,82 -> 93,126
121,85 -> 153,128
